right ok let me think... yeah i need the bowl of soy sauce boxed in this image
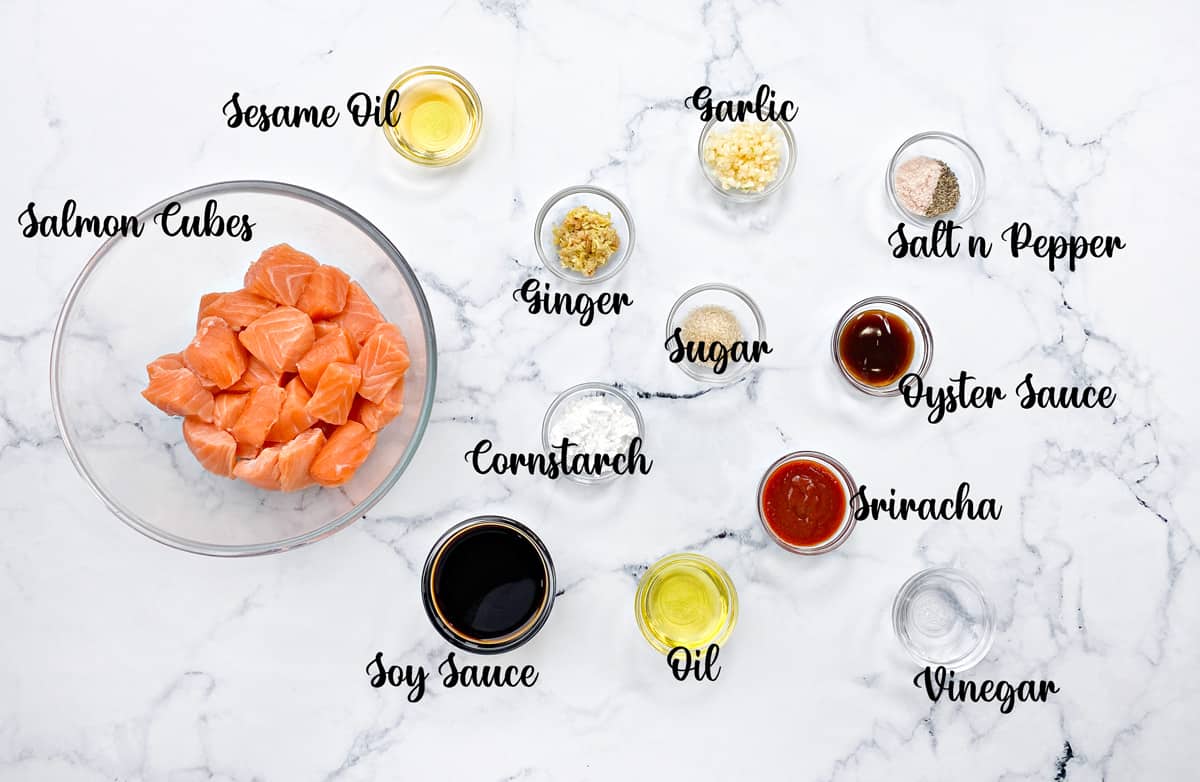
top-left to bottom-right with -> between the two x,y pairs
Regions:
421,516 -> 556,654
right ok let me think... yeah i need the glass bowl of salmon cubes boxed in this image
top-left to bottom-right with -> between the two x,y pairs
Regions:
50,181 -> 437,556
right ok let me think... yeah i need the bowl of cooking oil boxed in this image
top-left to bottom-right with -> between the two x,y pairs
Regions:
635,552 -> 738,654
383,65 -> 482,167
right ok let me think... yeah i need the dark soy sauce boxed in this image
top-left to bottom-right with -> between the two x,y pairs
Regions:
838,309 -> 915,387
431,524 -> 548,645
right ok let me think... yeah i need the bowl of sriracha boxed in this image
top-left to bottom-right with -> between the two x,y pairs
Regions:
51,180 -> 437,556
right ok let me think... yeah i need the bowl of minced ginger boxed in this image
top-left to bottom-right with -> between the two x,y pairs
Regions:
534,185 -> 635,284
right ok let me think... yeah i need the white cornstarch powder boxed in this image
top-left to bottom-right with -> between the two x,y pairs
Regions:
549,393 -> 639,459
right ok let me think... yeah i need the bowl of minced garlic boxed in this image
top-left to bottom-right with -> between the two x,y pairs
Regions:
698,119 -> 795,201
534,185 -> 635,284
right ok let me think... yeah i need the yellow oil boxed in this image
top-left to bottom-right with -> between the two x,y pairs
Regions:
383,68 -> 481,166
636,554 -> 737,654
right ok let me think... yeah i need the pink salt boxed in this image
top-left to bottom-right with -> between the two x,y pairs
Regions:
894,156 -> 943,215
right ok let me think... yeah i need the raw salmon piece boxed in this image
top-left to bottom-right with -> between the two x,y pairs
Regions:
231,384 -> 286,451
352,378 -> 405,432
310,421 -> 376,487
226,355 -> 283,393
182,417 -> 236,477
199,289 -> 277,330
296,325 -> 358,392
184,316 -> 248,389
142,368 -> 214,421
266,376 -> 315,442
305,362 -> 361,425
238,306 -> 315,375
278,428 -> 326,491
147,352 -> 186,378
296,264 -> 350,320
313,320 -> 341,340
213,392 -> 249,431
244,244 -> 319,306
332,282 -> 384,344
233,445 -> 282,490
356,322 -> 411,404
197,293 -> 221,327
236,441 -> 261,460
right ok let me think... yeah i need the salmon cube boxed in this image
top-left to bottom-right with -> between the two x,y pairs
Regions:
356,322 -> 410,404
233,445 -> 282,490
199,289 -> 277,330
226,355 -> 283,393
147,352 -> 186,377
184,316 -> 248,389
182,417 -> 237,477
213,392 -> 250,431
305,362 -> 361,426
332,282 -> 384,344
313,320 -> 341,340
296,325 -> 358,392
278,428 -> 326,491
197,293 -> 222,328
266,377 -> 315,443
231,384 -> 286,451
296,264 -> 351,320
310,421 -> 376,487
142,367 -> 214,422
238,306 -> 315,375
352,378 -> 404,432
244,244 -> 319,306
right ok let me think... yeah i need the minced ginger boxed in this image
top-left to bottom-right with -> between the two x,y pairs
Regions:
702,122 -> 781,192
552,206 -> 620,277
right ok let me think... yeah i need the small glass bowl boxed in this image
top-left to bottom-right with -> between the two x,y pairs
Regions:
382,65 -> 483,167
886,131 -> 985,225
757,451 -> 859,556
534,186 -> 635,285
832,295 -> 933,397
635,553 -> 738,655
697,118 -> 796,202
892,567 -> 995,671
541,382 -> 645,485
421,515 -> 556,655
665,283 -> 765,384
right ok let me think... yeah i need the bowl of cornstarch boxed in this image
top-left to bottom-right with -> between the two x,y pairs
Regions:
542,382 -> 645,485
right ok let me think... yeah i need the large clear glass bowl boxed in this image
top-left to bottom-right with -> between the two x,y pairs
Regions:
50,180 -> 437,556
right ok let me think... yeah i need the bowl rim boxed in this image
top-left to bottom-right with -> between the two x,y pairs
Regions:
540,381 -> 646,485
49,179 -> 439,557
697,117 -> 796,202
831,295 -> 934,397
885,130 -> 986,225
533,185 -> 636,285
665,282 -> 766,384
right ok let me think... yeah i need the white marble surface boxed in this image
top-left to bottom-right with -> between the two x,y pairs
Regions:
4,0 -> 1199,779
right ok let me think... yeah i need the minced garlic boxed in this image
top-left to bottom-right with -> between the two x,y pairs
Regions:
702,122 -> 781,192
552,206 -> 620,277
